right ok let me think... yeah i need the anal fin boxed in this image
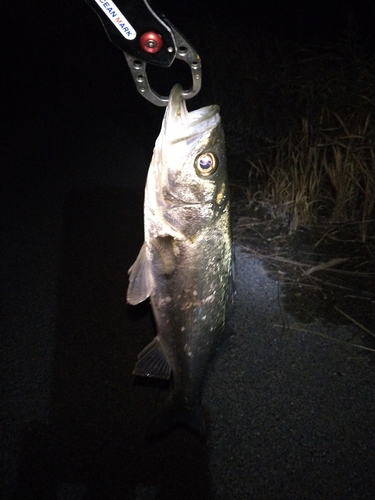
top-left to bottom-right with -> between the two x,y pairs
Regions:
133,337 -> 171,380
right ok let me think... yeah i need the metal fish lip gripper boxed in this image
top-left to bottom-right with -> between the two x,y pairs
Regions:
84,0 -> 202,106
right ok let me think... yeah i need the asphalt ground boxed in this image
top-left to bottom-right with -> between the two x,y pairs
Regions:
2,3 -> 375,499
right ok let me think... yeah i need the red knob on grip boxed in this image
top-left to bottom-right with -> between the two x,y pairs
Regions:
139,32 -> 163,53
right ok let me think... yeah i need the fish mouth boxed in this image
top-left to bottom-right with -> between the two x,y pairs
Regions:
167,84 -> 220,138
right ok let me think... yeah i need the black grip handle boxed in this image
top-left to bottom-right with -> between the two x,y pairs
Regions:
84,0 -> 176,67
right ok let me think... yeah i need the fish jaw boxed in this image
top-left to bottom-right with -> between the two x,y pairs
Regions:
163,84 -> 220,146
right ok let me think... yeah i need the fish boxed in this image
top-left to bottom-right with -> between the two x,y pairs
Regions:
127,84 -> 234,437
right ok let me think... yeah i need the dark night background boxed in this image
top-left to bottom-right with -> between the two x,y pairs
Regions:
2,1 -> 375,499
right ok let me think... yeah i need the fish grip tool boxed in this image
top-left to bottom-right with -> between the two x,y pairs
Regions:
84,0 -> 202,105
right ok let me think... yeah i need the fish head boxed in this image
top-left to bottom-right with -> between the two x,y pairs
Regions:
147,84 -> 228,238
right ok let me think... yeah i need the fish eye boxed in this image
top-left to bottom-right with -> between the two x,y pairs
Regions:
194,152 -> 217,176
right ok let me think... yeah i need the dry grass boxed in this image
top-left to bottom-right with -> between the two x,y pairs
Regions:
235,38 -> 375,242
247,106 -> 375,241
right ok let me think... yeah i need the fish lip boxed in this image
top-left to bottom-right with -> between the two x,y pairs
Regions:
168,84 -> 220,129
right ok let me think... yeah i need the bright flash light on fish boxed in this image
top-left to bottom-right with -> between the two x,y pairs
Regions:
195,152 -> 217,176
127,84 -> 233,437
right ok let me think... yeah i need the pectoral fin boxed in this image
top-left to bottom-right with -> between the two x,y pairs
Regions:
127,243 -> 153,305
133,337 -> 171,380
151,236 -> 176,275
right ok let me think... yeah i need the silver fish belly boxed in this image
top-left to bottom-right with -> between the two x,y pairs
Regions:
127,84 -> 233,435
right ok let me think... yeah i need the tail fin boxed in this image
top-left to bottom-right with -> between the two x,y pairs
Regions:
147,397 -> 206,439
